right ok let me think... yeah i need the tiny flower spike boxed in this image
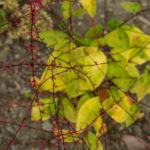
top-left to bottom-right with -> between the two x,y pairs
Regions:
30,76 -> 40,89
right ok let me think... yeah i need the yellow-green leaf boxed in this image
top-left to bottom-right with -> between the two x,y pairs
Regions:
54,129 -> 79,142
106,102 -> 127,123
36,47 -> 107,98
131,42 -> 150,65
93,116 -> 103,132
85,24 -> 102,44
77,93 -> 90,111
82,49 -> 107,91
62,1 -> 72,19
39,66 -> 67,92
85,131 -> 103,150
125,104 -> 144,127
107,19 -> 123,30
76,96 -> 100,132
39,30 -> 69,48
31,98 -> 58,121
102,86 -> 143,124
62,98 -> 77,123
81,0 -> 96,18
121,2 -> 141,14
72,7 -> 86,17
107,59 -> 139,92
95,123 -> 107,137
54,47 -> 107,98
136,72 -> 150,101
109,26 -> 150,65
105,28 -> 129,49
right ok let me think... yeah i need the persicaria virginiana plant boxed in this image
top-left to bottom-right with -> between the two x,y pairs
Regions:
30,0 -> 150,149
0,0 -> 53,39
2,0 -> 150,149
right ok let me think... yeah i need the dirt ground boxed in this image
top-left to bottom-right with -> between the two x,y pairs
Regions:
0,0 -> 150,150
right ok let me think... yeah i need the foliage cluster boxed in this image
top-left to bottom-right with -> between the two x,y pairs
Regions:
3,0 -> 149,149
30,0 -> 150,149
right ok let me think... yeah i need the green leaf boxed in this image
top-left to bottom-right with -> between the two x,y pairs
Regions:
85,24 -> 102,44
64,80 -> 80,98
0,9 -> 7,31
31,98 -> 58,121
121,2 -> 141,14
107,19 -> 123,30
130,42 -> 150,65
0,21 -> 7,31
77,93 -> 90,111
109,26 -> 150,64
118,29 -> 130,49
110,43 -> 150,66
72,7 -> 86,17
73,32 -> 88,46
76,96 -> 101,132
81,0 -> 96,18
107,59 -> 139,92
109,86 -> 133,112
125,103 -> 144,127
85,131 -> 103,150
86,24 -> 102,38
90,37 -> 107,47
145,65 -> 150,71
39,30 -> 69,48
136,72 -> 150,101
0,9 -> 6,18
62,98 -> 77,123
62,0 -> 72,19
105,28 -> 129,49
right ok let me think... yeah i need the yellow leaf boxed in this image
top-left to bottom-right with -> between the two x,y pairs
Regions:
93,116 -> 103,132
31,102 -> 44,121
76,96 -> 101,132
81,0 -> 96,17
96,123 -> 107,137
106,104 -> 127,123
85,47 -> 98,54
39,66 -> 66,92
83,49 -> 107,91
102,87 -> 131,123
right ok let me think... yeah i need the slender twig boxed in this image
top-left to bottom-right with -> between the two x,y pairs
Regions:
103,0 -> 107,34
